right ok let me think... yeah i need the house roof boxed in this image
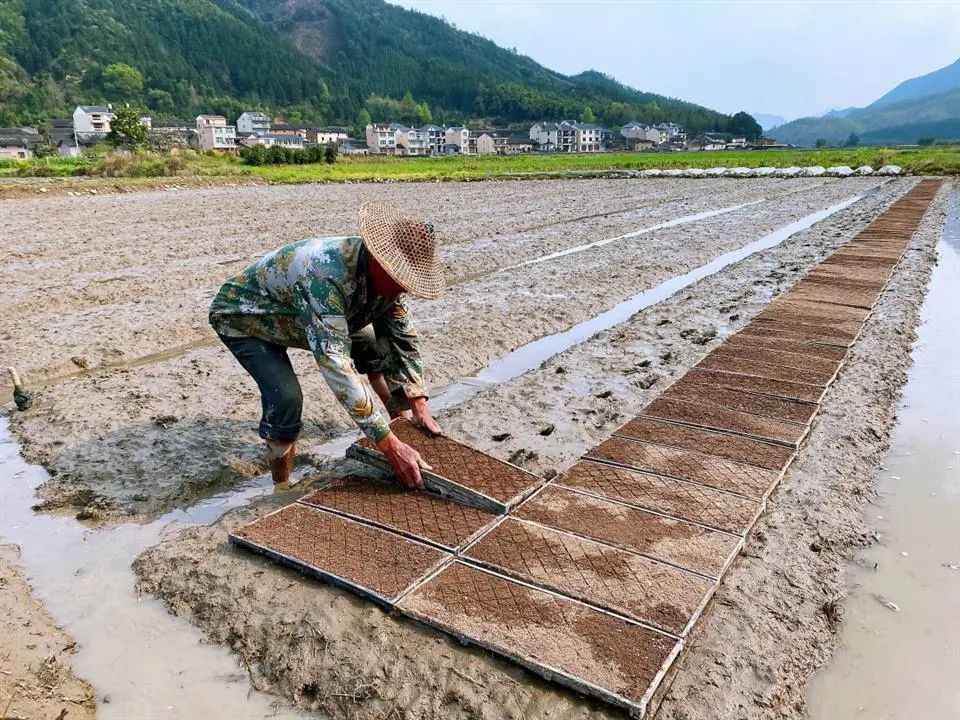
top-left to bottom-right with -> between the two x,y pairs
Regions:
318,126 -> 349,133
0,128 -> 40,147
77,105 -> 111,114
507,135 -> 533,145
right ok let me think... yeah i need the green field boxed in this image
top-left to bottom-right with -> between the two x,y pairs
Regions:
2,146 -> 958,185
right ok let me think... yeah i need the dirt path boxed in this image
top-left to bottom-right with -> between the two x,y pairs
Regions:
129,178 -> 948,719
4,179 -> 882,522
0,545 -> 97,720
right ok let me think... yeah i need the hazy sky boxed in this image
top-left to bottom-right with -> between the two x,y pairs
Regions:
390,0 -> 960,121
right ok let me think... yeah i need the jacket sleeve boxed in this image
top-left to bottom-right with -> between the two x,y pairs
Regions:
301,282 -> 391,443
372,295 -> 427,398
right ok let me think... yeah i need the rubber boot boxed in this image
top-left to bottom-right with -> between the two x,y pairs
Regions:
266,440 -> 296,484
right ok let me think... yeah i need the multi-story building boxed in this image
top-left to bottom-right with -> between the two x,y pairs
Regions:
396,126 -> 430,156
311,126 -> 350,146
240,132 -> 305,150
530,121 -> 605,152
196,115 -> 237,152
444,126 -> 470,154
270,123 -> 311,140
475,130 -> 511,156
365,123 -> 399,154
656,122 -> 685,143
620,123 -> 661,144
421,124 -> 446,154
73,105 -> 114,136
237,111 -> 271,136
0,127 -> 40,159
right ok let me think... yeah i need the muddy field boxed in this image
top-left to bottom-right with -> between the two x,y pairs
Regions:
0,176 -> 950,719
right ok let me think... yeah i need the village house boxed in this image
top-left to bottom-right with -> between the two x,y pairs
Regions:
237,111 -> 271,136
365,123 -> 399,154
505,135 -> 534,154
656,122 -> 686,143
338,139 -> 370,155
621,122 -> 662,145
420,124 -> 446,154
240,132 -> 306,150
270,123 -> 311,140
396,126 -> 431,156
311,126 -> 349,146
196,115 -> 237,152
475,130 -> 509,156
0,127 -> 40,159
530,121 -> 606,152
688,134 -> 727,151
440,126 -> 468,155
73,105 -> 114,136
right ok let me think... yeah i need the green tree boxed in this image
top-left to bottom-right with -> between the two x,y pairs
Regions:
845,132 -> 860,147
147,89 -> 175,114
415,101 -> 432,124
102,63 -> 144,100
106,105 -> 148,148
918,136 -> 935,146
324,144 -> 337,163
357,108 -> 372,137
728,111 -> 763,141
815,138 -> 827,148
580,105 -> 595,123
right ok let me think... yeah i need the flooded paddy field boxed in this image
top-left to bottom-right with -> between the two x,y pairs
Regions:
0,176 -> 951,719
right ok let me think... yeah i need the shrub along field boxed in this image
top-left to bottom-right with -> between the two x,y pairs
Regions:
1,145 -> 957,185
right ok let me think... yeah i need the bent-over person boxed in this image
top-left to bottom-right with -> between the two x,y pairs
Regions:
209,202 -> 444,486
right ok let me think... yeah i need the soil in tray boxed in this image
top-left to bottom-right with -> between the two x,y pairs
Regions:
556,459 -> 763,536
357,417 -> 539,504
722,333 -> 848,362
706,345 -> 841,379
231,503 -> 448,602
798,273 -> 888,292
807,264 -> 895,284
641,396 -> 807,447
683,367 -> 825,404
585,436 -> 776,499
783,285 -> 880,310
464,517 -> 713,635
613,416 -> 794,471
299,476 -> 495,550
665,377 -> 818,424
515,485 -> 739,578
736,322 -> 854,348
764,298 -> 871,323
697,353 -> 836,387
399,561 -> 678,712
754,310 -> 865,337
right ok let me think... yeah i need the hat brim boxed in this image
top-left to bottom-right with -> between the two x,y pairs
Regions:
359,202 -> 445,299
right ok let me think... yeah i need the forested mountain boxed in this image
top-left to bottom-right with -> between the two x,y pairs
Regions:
772,56 -> 960,146
0,0 -> 745,133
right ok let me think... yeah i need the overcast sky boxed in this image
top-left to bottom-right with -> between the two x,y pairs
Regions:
390,0 -> 960,121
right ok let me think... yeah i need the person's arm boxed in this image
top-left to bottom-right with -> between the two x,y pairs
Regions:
303,285 -> 428,487
373,296 -> 442,435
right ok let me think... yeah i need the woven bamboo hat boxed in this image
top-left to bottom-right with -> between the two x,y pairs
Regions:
359,201 -> 445,299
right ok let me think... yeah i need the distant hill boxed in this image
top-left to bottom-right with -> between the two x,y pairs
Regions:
752,113 -> 786,131
772,56 -> 960,146
0,0 -> 744,134
869,57 -> 960,109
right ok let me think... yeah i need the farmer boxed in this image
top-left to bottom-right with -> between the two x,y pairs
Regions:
209,201 -> 444,487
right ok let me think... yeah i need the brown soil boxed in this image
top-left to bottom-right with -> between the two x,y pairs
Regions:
398,561 -> 678,710
0,545 -> 97,720
232,503 -> 448,601
665,380 -> 818,424
709,344 -> 842,378
556,460 -> 762,536
515,486 -> 739,578
613,417 -> 794,471
697,353 -> 834,387
765,298 -> 872,323
641,396 -> 807,447
722,331 -> 851,361
358,418 -> 541,504
299,476 -> 495,549
735,321 -> 855,347
682,367 -> 826,404
465,517 -> 712,635
585,437 -> 776,499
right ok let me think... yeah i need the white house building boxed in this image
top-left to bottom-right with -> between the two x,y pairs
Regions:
656,122 -> 685,143
73,105 -> 114,136
240,132 -> 305,149
444,126 -> 470,154
0,127 -> 40,159
313,126 -> 349,145
530,121 -> 605,152
396,126 -> 430,156
365,123 -> 399,154
196,115 -> 237,151
421,124 -> 446,154
237,111 -> 271,136
621,123 -> 661,144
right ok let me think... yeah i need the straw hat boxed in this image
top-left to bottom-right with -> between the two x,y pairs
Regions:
359,201 -> 445,299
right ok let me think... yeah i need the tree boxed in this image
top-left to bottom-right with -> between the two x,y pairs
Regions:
102,63 -> 144,100
106,106 -> 148,148
845,132 -> 860,147
581,105 -> 596,123
415,101 -> 432,124
356,108 -> 371,137
324,144 -> 337,164
147,89 -> 175,114
918,136 -> 935,146
815,138 -> 828,148
729,111 -> 763,141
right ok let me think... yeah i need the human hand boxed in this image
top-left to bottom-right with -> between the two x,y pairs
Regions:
375,432 -> 431,489
410,396 -> 443,437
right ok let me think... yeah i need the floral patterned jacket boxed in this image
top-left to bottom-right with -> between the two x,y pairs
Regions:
209,236 -> 425,442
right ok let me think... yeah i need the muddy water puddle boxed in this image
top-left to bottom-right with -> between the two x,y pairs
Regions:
0,182 -> 883,715
0,420 -> 312,718
807,190 -> 960,719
